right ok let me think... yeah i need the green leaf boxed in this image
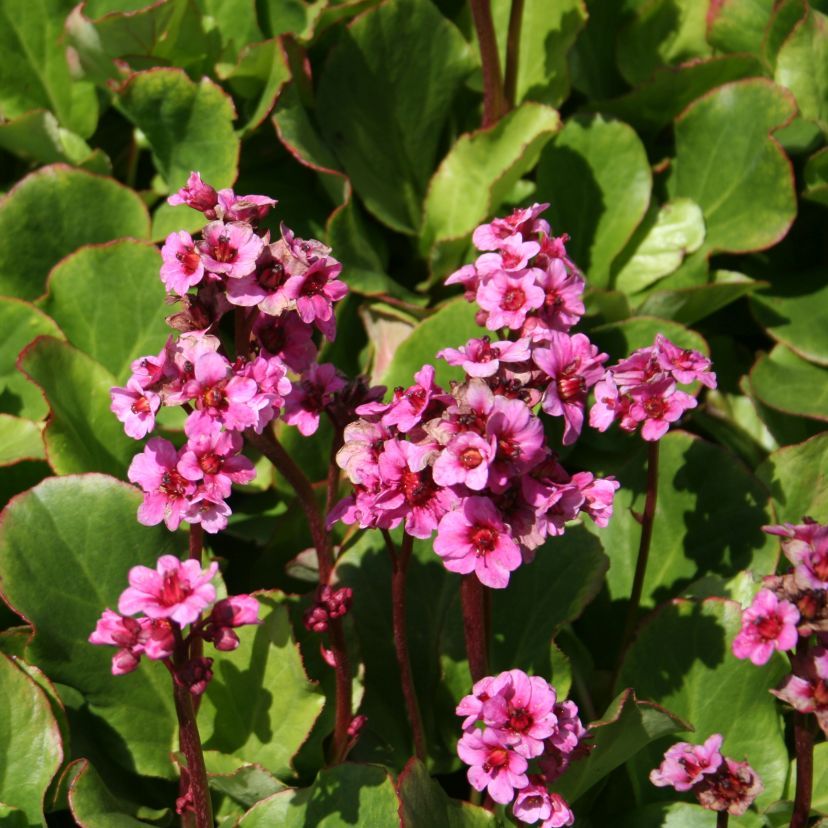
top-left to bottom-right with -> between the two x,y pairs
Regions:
775,4 -> 828,134
0,475 -> 179,778
39,241 -> 168,381
316,0 -> 475,233
618,598 -> 789,808
421,103 -> 561,250
380,299 -> 482,391
491,525 -> 608,674
672,80 -> 797,255
205,752 -> 286,808
490,0 -> 587,107
0,416 -> 44,466
116,68 -> 240,193
17,337 -> 137,476
594,55 -> 764,137
201,0 -> 263,62
614,801 -> 765,827
198,594 -> 325,781
0,0 -> 98,137
0,653 -> 63,824
398,759 -> 503,827
0,298 -> 64,420
613,199 -> 705,294
635,271 -> 759,325
750,343 -> 828,421
812,743 -> 828,815
257,0 -> 326,40
217,39 -> 290,134
588,316 -> 708,360
595,431 -> 777,611
238,763 -> 400,826
552,690 -> 688,803
757,432 -> 828,522
706,0 -> 776,55
804,146 -> 828,205
67,759 -> 155,827
537,115 -> 652,287
617,0 -> 713,86
750,269 -> 828,366
0,165 -> 150,302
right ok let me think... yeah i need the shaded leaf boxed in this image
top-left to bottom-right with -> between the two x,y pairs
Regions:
588,316 -> 708,360
750,343 -> 828,421
67,759 -> 155,827
706,0 -> 776,55
0,416 -> 44,466
614,801 -> 765,827
0,165 -> 150,301
804,146 -> 828,205
204,752 -> 286,808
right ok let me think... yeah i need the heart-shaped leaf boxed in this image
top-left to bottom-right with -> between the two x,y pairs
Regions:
39,241 -> 169,381
537,114 -> 652,287
750,343 -> 828,421
707,0 -> 776,55
0,475 -> 179,779
0,166 -> 150,301
67,759 -> 157,827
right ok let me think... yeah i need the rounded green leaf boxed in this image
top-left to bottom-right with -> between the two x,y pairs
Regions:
116,68 -> 240,193
0,415 -> 44,466
67,759 -> 155,827
198,594 -> 325,781
0,475 -> 179,778
316,0 -> 475,233
618,598 -> 789,808
750,269 -> 828,366
707,0 -> 776,55
0,166 -> 150,301
750,343 -> 828,421
537,115 -> 652,287
39,241 -> 169,381
0,653 -> 63,824
239,763 -> 400,826
18,337 -> 137,476
673,80 -> 797,254
0,298 -> 64,420
804,146 -> 828,205
421,103 -> 561,250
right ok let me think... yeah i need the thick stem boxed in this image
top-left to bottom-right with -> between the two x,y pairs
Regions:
390,534 -> 427,760
503,0 -> 525,107
792,640 -> 814,828
716,812 -> 728,828
326,616 -> 353,765
619,440 -> 660,659
188,524 -> 203,562
468,0 -> 508,126
461,575 -> 489,682
172,679 -> 213,828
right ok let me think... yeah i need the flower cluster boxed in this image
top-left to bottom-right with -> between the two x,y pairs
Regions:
110,173 -> 352,532
89,555 -> 259,694
456,669 -> 588,825
650,734 -> 763,816
735,519 -> 828,735
589,334 -> 715,441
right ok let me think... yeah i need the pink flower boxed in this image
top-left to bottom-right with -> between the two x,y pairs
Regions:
178,656 -> 214,696
695,757 -> 763,816
128,437 -> 195,530
486,396 -> 546,492
649,734 -> 723,792
434,497 -> 522,588
588,376 -> 629,432
513,785 -> 574,827
118,555 -> 218,627
457,727 -> 529,805
472,203 -> 550,250
533,332 -> 607,445
182,494 -> 232,534
432,431 -> 496,491
177,422 -> 255,500
282,256 -> 347,326
216,189 -> 276,223
656,334 -> 716,389
110,379 -> 160,439
445,263 -> 479,301
242,354 -> 292,433
771,647 -> 828,735
225,248 -> 289,312
531,258 -> 585,334
572,472 -> 619,528
253,313 -> 317,373
160,231 -> 205,294
167,172 -> 218,213
732,588 -> 800,665
89,610 -> 149,675
438,336 -> 531,378
477,271 -> 545,331
476,236 -> 540,275
283,363 -> 346,436
381,364 -> 446,434
482,670 -> 558,758
184,352 -> 259,432
197,221 -> 264,279
336,419 -> 391,487
204,595 -> 260,651
456,675 -> 499,730
628,379 -> 696,441
765,521 -> 828,590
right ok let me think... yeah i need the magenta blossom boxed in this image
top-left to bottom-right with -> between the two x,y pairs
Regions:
628,379 -> 696,441
472,202 -> 550,250
178,423 -> 255,500
486,396 -> 546,492
432,431 -> 496,491
772,647 -> 828,735
656,334 -> 716,389
282,256 -> 346,327
216,189 -> 276,223
197,221 -> 264,279
438,336 -> 531,378
184,352 -> 259,432
128,437 -> 195,530
110,379 -> 160,439
765,520 -> 828,590
434,496 -> 522,588
476,236 -> 540,275
167,172 -> 218,214
531,258 -> 585,334
732,588 -> 800,665
283,362 -> 346,436
118,555 -> 218,627
457,727 -> 529,805
477,270 -> 545,331
456,675 -> 499,730
89,611 -> 151,675
650,734 -> 723,792
160,231 -> 205,295
695,757 -> 764,816
204,595 -> 261,651
513,785 -> 574,827
182,494 -> 232,534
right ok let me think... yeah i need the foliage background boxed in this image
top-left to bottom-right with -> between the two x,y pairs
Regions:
0,0 -> 827,825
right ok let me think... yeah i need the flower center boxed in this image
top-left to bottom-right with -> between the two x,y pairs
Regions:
199,453 -> 222,475
460,447 -> 483,469
509,707 -> 532,732
212,234 -> 238,263
177,247 -> 201,274
160,470 -> 187,497
643,396 -> 666,418
811,551 -> 828,581
159,571 -> 191,606
131,395 -> 151,414
754,613 -> 783,641
259,262 -> 285,290
470,526 -> 497,555
401,469 -> 433,507
501,286 -> 526,312
202,384 -> 227,410
498,436 -> 520,459
557,371 -> 585,402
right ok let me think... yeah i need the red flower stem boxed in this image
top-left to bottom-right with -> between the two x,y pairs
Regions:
461,575 -> 489,682
792,639 -> 814,828
243,425 -> 353,763
188,524 -> 203,562
468,0 -> 508,127
716,812 -> 728,828
388,533 -> 427,760
619,440 -> 660,661
233,307 -> 256,359
503,0 -> 525,107
171,678 -> 213,828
